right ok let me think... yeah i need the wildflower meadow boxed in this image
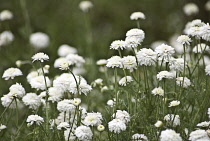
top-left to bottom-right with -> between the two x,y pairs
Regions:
1,0 -> 210,141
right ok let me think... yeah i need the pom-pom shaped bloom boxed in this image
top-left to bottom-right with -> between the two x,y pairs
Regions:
0,31 -> 14,46
168,100 -> 180,107
156,71 -> 174,81
75,125 -> 93,141
200,23 -> 210,42
136,48 -> 157,66
9,83 -> 25,98
58,44 -> 77,57
160,129 -> 182,141
2,68 -> 22,80
189,129 -> 210,141
97,125 -> 105,132
197,121 -> 210,128
79,1 -> 93,12
57,122 -> 70,130
154,120 -> 163,127
164,114 -> 180,127
119,76 -> 133,86
66,54 -> 85,67
70,98 -> 81,106
26,115 -> 44,126
155,44 -> 175,62
125,29 -> 145,48
169,58 -> 185,72
110,40 -> 126,50
113,110 -> 130,124
106,56 -> 122,68
0,10 -> 13,21
96,59 -> 107,66
83,112 -> 103,126
183,3 -> 199,16
151,87 -> 164,96
30,32 -> 49,49
1,94 -> 16,109
30,76 -> 51,90
54,57 -> 69,68
121,56 -> 137,72
57,99 -> 76,112
108,119 -> 126,134
132,133 -> 148,141
22,93 -> 41,110
32,52 -> 49,62
177,35 -> 192,45
130,12 -> 145,20
47,87 -> 63,102
176,77 -> 191,88
193,43 -> 209,53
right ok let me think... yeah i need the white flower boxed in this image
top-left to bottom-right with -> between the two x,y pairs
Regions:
189,129 -> 210,141
113,110 -> 130,124
177,35 -> 192,45
107,99 -> 115,107
0,10 -> 13,21
125,28 -> 145,47
70,98 -> 81,106
108,119 -> 126,134
57,99 -> 76,112
1,94 -> 16,108
26,115 -> 44,126
0,124 -> 6,132
126,28 -> 145,38
66,54 -> 85,67
75,125 -> 93,141
79,1 -> 93,12
201,23 -> 210,41
2,68 -> 22,80
169,58 -> 185,72
30,32 -> 49,49
26,71 -> 39,83
59,60 -> 71,70
119,76 -> 133,86
193,43 -> 209,53
176,77 -> 191,88
83,112 -> 103,126
155,44 -> 175,62
92,78 -> 103,87
136,48 -> 157,66
160,129 -> 182,141
110,40 -> 126,50
30,76 -> 51,90
54,57 -> 69,68
0,31 -> 14,46
48,87 -> 63,102
58,44 -> 77,57
57,122 -> 70,130
68,79 -> 92,95
97,125 -> 105,132
96,59 -> 107,66
32,52 -> 49,62
53,73 -> 73,92
164,114 -> 180,127
168,100 -> 180,107
132,133 -> 148,141
151,87 -> 164,96
156,71 -> 174,81
121,56 -> 137,72
197,121 -> 210,127
106,56 -> 122,68
22,93 -> 41,110
183,3 -> 199,16
205,65 -> 210,75
64,128 -> 76,141
154,120 -> 163,127
125,36 -> 140,48
9,83 -> 25,98
130,12 -> 145,20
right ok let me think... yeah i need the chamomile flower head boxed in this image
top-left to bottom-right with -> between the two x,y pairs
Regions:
2,68 -> 22,80
200,23 -> 210,42
96,59 -> 107,66
57,99 -> 76,112
197,121 -> 210,128
66,54 -> 85,67
75,125 -> 93,141
22,93 -> 41,110
30,76 -> 51,90
1,94 -> 16,109
132,133 -> 148,141
59,60 -> 71,70
97,125 -> 105,132
136,48 -> 157,66
26,71 -> 39,83
169,58 -> 185,72
121,56 -> 137,72
168,100 -> 180,107
119,76 -> 133,86
32,52 -> 49,62
164,114 -> 180,127
9,83 -> 25,98
154,120 -> 163,127
189,129 -> 210,141
193,43 -> 209,53
110,40 -> 126,50
70,98 -> 81,106
107,99 -> 115,107
176,77 -> 191,88
151,87 -> 164,96
156,71 -> 174,81
58,44 -> 77,57
83,112 -> 103,126
0,124 -> 7,132
106,56 -> 122,68
160,129 -> 182,141
155,44 -> 175,62
0,10 -> 13,21
26,115 -> 44,126
177,35 -> 192,45
113,110 -> 130,124
125,28 -> 145,46
57,122 -> 70,130
79,1 -> 93,12
0,31 -> 14,46
130,12 -> 145,20
126,28 -> 145,38
53,73 -> 73,92
108,119 -> 126,134
30,32 -> 49,49
125,36 -> 140,48
47,87 -> 63,103
183,3 -> 199,16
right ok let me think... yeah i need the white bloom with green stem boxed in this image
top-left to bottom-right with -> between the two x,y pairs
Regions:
108,119 -> 126,134
75,125 -> 93,141
160,129 -> 182,141
32,52 -> 49,62
0,10 -> 13,21
2,68 -> 22,80
58,44 -> 77,57
130,12 -> 145,20
30,32 -> 49,49
22,93 -> 41,110
26,115 -> 44,126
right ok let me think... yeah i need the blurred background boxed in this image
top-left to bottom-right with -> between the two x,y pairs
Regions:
0,0 -> 210,94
